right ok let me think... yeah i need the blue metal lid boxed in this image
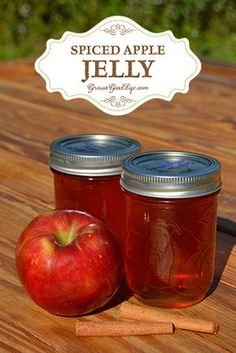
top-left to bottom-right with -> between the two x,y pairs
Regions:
49,134 -> 141,176
121,151 -> 221,198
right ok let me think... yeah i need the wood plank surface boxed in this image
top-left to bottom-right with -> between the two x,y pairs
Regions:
0,59 -> 236,353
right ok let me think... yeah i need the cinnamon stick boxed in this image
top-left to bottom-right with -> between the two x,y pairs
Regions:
120,302 -> 219,334
75,320 -> 173,336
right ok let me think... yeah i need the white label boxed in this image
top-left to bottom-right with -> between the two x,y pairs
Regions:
35,16 -> 201,116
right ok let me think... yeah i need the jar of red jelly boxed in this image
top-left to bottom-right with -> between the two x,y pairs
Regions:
49,134 -> 141,249
121,151 -> 221,308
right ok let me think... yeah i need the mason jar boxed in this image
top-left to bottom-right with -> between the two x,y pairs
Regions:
49,134 -> 141,249
121,151 -> 221,308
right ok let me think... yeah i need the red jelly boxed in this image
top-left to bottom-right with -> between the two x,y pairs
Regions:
121,151 -> 221,308
49,134 -> 140,249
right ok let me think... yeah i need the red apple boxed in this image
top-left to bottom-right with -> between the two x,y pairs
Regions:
16,210 -> 123,316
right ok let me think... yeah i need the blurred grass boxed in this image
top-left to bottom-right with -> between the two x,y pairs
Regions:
0,0 -> 235,63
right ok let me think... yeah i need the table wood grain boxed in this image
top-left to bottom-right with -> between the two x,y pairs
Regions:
0,59 -> 235,353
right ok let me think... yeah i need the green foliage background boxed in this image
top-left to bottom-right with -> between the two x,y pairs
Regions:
0,0 -> 235,62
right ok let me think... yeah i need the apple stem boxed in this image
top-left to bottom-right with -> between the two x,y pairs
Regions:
56,229 -> 75,246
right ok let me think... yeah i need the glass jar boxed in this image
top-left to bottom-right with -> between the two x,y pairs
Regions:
49,134 -> 141,249
121,151 -> 221,308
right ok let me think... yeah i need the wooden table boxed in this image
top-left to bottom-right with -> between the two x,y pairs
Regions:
0,60 -> 235,353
